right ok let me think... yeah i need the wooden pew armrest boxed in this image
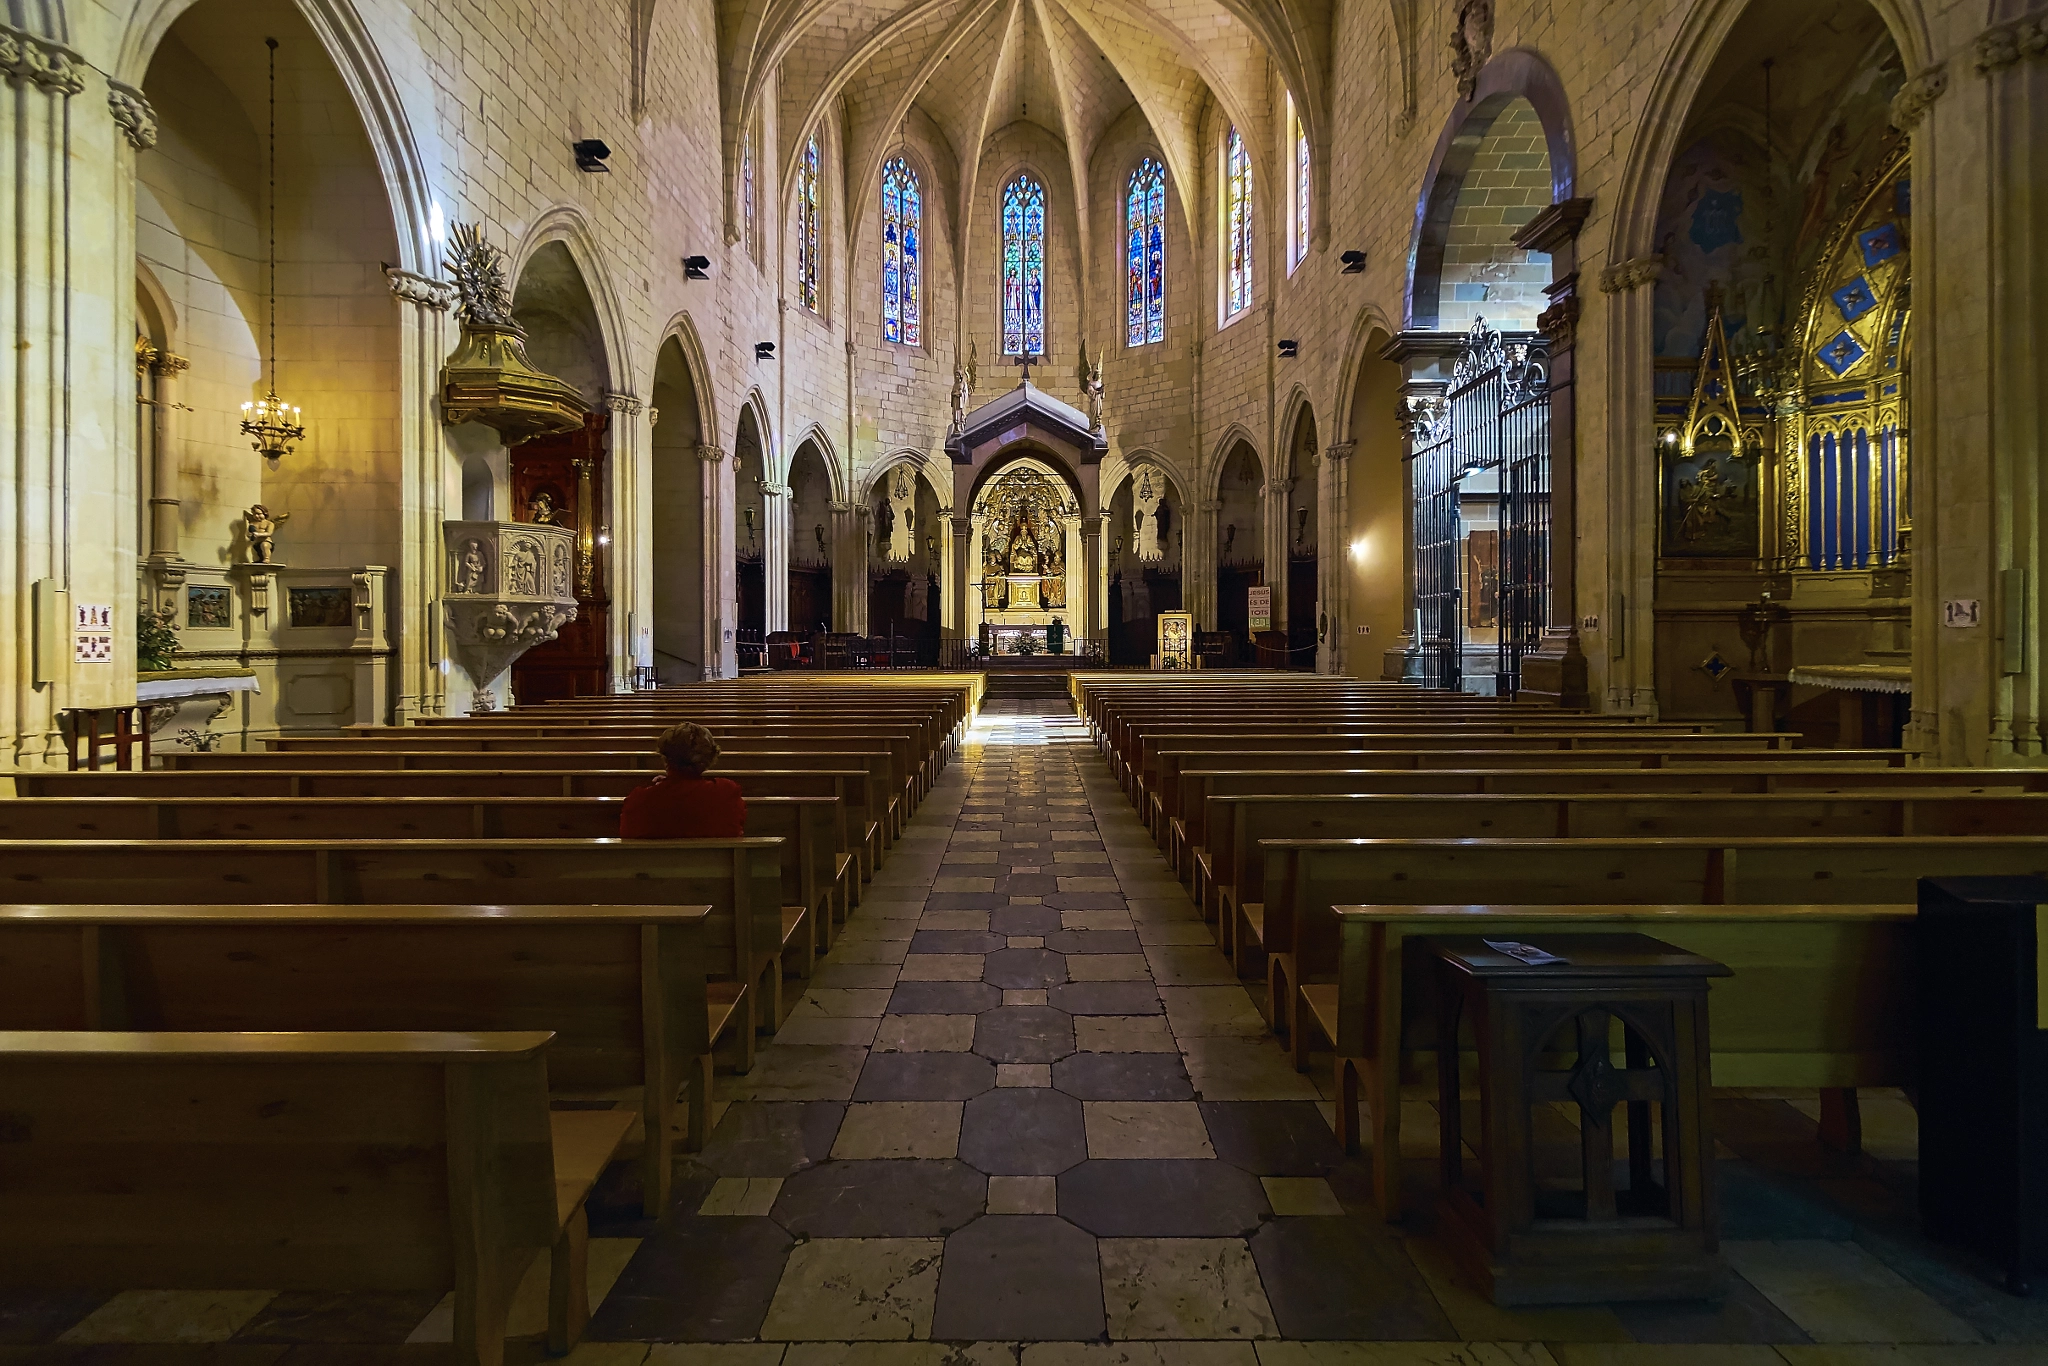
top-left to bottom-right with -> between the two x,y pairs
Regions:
1298,983 -> 1340,1049
549,1109 -> 635,1230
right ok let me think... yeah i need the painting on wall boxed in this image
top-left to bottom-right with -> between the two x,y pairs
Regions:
1661,438 -> 1759,558
1465,530 -> 1500,629
288,586 -> 354,629
1156,611 -> 1193,670
187,585 -> 231,629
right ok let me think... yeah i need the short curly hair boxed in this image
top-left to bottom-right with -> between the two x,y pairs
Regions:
656,721 -> 721,776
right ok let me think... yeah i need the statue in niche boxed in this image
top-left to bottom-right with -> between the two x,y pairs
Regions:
1450,0 -> 1494,100
454,538 -> 489,594
243,504 -> 289,564
1080,341 -> 1105,432
527,490 -> 560,525
506,540 -> 540,596
550,542 -> 572,596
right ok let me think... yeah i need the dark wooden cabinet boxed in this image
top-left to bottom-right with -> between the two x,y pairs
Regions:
511,411 -> 610,703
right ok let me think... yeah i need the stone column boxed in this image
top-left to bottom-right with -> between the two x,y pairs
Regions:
760,481 -> 791,632
1595,255 -> 1665,715
950,512 -> 973,653
1080,515 -> 1105,654
1194,498 -> 1223,633
831,500 -> 864,634
385,268 -> 458,721
697,444 -> 731,679
605,391 -> 648,686
1265,476 -> 1292,644
1381,331 -> 1462,682
142,347 -> 191,616
1510,197 -> 1593,709
1321,441 -> 1355,673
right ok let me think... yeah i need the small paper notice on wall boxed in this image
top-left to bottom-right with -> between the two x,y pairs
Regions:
1247,585 -> 1272,631
74,603 -> 113,664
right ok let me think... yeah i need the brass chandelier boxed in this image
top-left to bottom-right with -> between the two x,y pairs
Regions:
240,36 -> 305,461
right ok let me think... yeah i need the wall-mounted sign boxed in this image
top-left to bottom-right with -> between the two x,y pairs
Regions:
1943,599 -> 1981,628
74,603 -> 112,664
1247,586 -> 1272,631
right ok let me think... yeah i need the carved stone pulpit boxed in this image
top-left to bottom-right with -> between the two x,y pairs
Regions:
441,520 -> 579,710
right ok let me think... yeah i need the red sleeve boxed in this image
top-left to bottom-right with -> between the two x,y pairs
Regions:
722,779 -> 747,837
619,782 -> 660,838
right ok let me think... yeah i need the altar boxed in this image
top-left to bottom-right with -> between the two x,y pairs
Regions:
985,622 -> 1069,656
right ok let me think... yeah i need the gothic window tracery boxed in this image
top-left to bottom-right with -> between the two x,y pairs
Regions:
1127,158 -> 1166,347
1002,174 -> 1047,356
1225,126 -> 1253,317
741,122 -> 757,262
798,133 -> 821,313
1289,95 -> 1309,272
882,157 -> 921,346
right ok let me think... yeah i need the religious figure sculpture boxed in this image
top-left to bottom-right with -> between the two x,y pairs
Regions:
243,504 -> 289,564
1450,0 -> 1494,100
528,490 -> 560,525
1080,341 -> 1105,433
454,538 -> 488,594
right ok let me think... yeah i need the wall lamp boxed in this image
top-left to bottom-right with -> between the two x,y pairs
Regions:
683,255 -> 711,280
755,342 -> 777,361
1278,339 -> 1299,359
573,139 -> 612,172
1340,250 -> 1367,274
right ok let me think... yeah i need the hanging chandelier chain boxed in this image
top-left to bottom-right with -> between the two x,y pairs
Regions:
239,34 -> 306,461
267,35 -> 278,388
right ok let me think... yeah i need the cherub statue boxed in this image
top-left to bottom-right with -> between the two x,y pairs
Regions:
244,504 -> 290,564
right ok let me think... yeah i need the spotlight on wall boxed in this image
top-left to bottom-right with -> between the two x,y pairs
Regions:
573,139 -> 612,172
1278,339 -> 1299,359
1340,250 -> 1367,274
755,341 -> 777,361
683,255 -> 712,280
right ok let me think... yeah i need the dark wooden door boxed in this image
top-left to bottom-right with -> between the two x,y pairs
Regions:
511,411 -> 610,703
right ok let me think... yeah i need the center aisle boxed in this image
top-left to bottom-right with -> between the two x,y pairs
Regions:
589,696 -> 1435,1350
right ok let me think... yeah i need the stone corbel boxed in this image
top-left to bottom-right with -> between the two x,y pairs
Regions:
0,25 -> 87,95
1598,256 -> 1664,294
1323,440 -> 1357,465
696,444 -> 729,465
1976,15 -> 2048,72
107,79 -> 157,150
1890,64 -> 1949,130
386,267 -> 457,311
759,482 -> 791,498
604,392 -> 644,417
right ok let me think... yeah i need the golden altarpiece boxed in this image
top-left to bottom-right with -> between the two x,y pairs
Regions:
971,462 -> 1079,655
1654,143 -> 1911,743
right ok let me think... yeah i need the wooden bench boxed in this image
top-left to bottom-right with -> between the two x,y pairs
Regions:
1293,904 -> 1918,1223
0,1029 -> 628,1365
0,836 -> 791,1043
0,902 -> 722,1213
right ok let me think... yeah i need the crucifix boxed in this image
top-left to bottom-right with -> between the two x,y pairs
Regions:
1016,353 -> 1040,383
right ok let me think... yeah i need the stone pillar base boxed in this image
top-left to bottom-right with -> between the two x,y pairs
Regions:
1516,628 -> 1591,709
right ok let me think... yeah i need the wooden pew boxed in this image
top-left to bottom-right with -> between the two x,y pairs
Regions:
0,1029 -> 627,1365
0,836 -> 790,1044
0,903 -> 719,1213
0,794 -> 852,956
1296,904 -> 1917,1223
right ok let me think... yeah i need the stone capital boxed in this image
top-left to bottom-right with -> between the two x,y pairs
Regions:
0,24 -> 86,95
1598,256 -> 1664,294
107,79 -> 157,149
1976,15 -> 2048,73
1890,63 -> 1948,130
1198,498 -> 1224,513
155,352 -> 191,376
696,444 -> 729,465
759,481 -> 791,498
603,391 -> 644,416
1323,440 -> 1357,464
385,267 -> 457,311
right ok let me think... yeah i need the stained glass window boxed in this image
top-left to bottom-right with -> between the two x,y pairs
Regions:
1002,173 -> 1046,356
741,123 -> 757,259
1126,158 -> 1166,346
797,133 -> 820,312
1225,126 -> 1252,317
1291,97 -> 1309,272
882,156 -> 921,346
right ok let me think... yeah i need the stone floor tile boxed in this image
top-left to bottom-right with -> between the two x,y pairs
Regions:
839,920 -> 917,942
1144,944 -> 1240,986
1097,1237 -> 1277,1340
931,1216 -> 1105,1342
700,1102 -> 846,1176
923,892 -> 1011,911
588,1217 -> 793,1341
988,1174 -> 1060,1215
917,911 -> 993,932
1084,1101 -> 1217,1159
999,1063 -> 1052,1087
1125,898 -> 1202,923
1045,929 -> 1144,955
1000,873 -> 1063,895
1605,1276 -> 1813,1346
1043,892 -> 1134,912
908,929 -> 1006,955
1251,1348 -> 1558,1366
887,981 -> 1003,1014
728,1048 -> 869,1103
1050,982 -> 1164,1016
943,851 -> 1000,864
872,1015 -> 976,1052
773,1016 -> 884,1048
758,1238 -> 942,1341
793,989 -> 893,1019
1063,954 -> 1152,982
1057,877 -> 1123,894
974,1005 -> 1077,1063
1722,1241 -> 1980,1344
1008,894 -> 1048,906
1025,1345 -> 1261,1366
959,1087 -> 1090,1175
830,1102 -> 963,1160
771,1159 -> 987,1238
1259,1177 -> 1345,1216
1054,1052 -> 1195,1101
780,1345 -> 1016,1365
1182,1040 -> 1324,1102
1202,1101 -> 1349,1174
832,940 -> 912,965
1004,988 -> 1050,1006
853,1051 -> 995,1101
994,906 -> 1065,935
0,1290 -> 113,1345
640,1344 -> 785,1363
1548,1351 -> 1784,1365
897,954 -> 986,983
698,1176 -> 786,1216
932,876 -> 997,893
1136,921 -> 1214,946
984,947 -> 1070,989
1250,1217 -> 1455,1339
1059,1159 -> 1268,1237
810,964 -> 903,991
59,1292 -> 278,1344
950,830 -> 1001,843
1161,987 -> 1270,1038
1074,1016 -> 1179,1053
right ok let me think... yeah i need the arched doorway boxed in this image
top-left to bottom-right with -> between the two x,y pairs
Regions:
733,407 -> 768,662
1106,460 -> 1183,666
965,454 -> 1085,656
651,337 -> 706,682
1285,408 -> 1320,669
1214,442 -> 1266,665
786,441 -> 836,637
867,461 -> 944,665
508,240 -> 613,702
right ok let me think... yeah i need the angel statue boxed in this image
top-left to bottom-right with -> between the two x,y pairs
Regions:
244,504 -> 290,564
950,361 -> 969,434
1080,341 -> 1105,433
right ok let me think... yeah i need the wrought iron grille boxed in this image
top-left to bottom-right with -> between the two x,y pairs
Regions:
1406,394 -> 1460,690
1496,342 -> 1551,695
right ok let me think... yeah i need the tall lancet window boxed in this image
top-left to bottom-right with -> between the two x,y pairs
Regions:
1224,125 -> 1253,317
1002,173 -> 1046,356
741,122 -> 757,260
797,132 -> 821,312
1126,157 -> 1166,346
1289,95 -> 1309,272
881,156 -> 921,345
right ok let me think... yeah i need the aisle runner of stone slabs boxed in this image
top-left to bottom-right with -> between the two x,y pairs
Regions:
586,698 -> 1448,1345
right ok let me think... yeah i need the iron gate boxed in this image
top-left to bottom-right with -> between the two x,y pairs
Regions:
1407,320 -> 1551,695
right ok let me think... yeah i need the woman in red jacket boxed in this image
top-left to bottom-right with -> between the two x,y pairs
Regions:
619,721 -> 746,838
